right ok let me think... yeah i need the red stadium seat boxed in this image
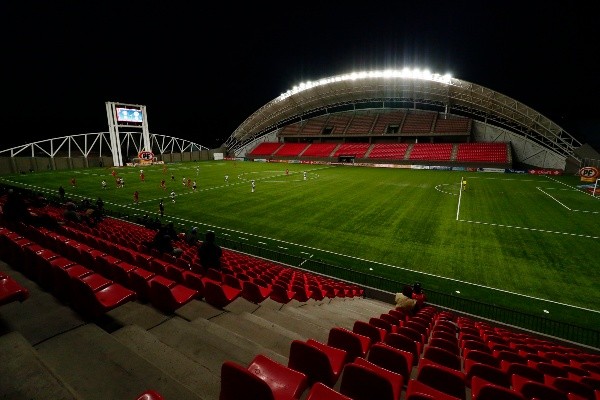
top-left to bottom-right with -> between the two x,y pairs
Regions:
367,342 -> 414,383
0,273 -> 29,306
288,339 -> 346,387
305,382 -> 352,400
339,362 -> 398,400
470,376 -> 525,400
327,327 -> 371,363
203,279 -> 241,308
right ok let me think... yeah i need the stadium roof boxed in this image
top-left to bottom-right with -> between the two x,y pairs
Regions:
225,69 -> 582,159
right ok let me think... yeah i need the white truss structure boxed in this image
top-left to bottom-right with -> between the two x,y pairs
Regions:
0,131 -> 208,159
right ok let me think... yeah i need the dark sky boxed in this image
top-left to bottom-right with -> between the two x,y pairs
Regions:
1,1 -> 599,151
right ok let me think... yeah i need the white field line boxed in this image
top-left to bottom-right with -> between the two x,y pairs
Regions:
456,177 -> 464,221
537,187 -> 572,210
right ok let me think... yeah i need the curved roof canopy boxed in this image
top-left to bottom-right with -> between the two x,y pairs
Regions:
225,69 -> 581,159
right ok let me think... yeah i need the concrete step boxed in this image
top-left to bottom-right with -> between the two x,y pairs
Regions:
252,301 -> 331,344
210,311 -> 305,358
0,261 -> 86,345
112,324 -> 219,400
149,315 -> 288,377
35,323 -> 202,400
0,331 -> 80,400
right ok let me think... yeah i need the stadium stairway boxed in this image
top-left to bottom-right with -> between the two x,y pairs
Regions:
0,257 -> 394,400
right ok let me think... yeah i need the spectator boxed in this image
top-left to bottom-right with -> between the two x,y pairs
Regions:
198,230 -> 222,271
412,282 -> 427,312
150,225 -> 182,257
185,227 -> 200,246
63,202 -> 81,222
394,285 -> 417,314
2,189 -> 33,224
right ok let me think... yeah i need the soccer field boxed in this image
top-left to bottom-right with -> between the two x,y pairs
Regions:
3,161 -> 599,330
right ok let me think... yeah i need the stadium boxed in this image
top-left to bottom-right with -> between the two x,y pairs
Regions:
1,70 -> 599,399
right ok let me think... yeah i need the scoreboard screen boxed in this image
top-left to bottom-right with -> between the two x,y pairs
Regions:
116,107 -> 143,123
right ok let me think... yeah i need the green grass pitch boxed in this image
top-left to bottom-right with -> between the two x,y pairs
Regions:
3,160 -> 599,331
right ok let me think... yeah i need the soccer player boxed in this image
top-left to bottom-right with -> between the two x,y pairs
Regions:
170,190 -> 176,203
192,180 -> 197,191
140,172 -> 145,182
285,169 -> 289,175
462,180 -> 467,191
133,191 -> 139,204
159,200 -> 164,217
182,177 -> 186,187
303,171 -> 307,181
70,177 -> 77,187
225,174 -> 229,183
160,179 -> 166,190
101,180 -> 107,190
251,180 -> 255,193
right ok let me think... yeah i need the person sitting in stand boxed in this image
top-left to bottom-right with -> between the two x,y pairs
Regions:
394,285 -> 417,315
411,282 -> 427,312
198,230 -> 222,272
185,227 -> 200,246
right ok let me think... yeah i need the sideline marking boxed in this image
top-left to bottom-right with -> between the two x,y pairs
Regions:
458,219 -> 599,239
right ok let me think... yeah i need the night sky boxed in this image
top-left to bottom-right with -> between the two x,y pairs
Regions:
1,1 -> 599,151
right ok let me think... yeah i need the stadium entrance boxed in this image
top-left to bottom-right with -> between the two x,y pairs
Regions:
338,155 -> 355,163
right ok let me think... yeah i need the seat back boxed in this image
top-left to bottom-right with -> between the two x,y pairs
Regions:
339,363 -> 396,400
306,382 -> 352,400
353,357 -> 403,400
429,338 -> 460,355
550,377 -> 596,399
465,360 -> 510,388
512,375 -> 568,400
503,361 -> 545,383
327,327 -> 371,363
384,332 -> 421,365
416,359 -> 466,400
220,361 -> 275,400
353,320 -> 386,344
241,280 -> 271,304
423,345 -> 462,371
288,340 -> 337,387
369,317 -> 397,333
204,279 -> 240,308
248,354 -> 308,400
465,349 -> 500,368
470,376 -> 525,400
367,342 -> 413,383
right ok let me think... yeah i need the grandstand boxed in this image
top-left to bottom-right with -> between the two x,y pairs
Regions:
1,70 -> 599,399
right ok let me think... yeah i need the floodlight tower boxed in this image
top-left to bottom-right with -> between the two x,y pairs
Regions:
106,101 -> 150,166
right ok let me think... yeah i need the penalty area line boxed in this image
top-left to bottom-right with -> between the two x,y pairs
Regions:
458,219 -> 599,239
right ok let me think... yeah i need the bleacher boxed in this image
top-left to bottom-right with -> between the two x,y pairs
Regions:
2,194 -> 598,400
274,143 -> 309,157
247,142 -> 282,156
456,143 -> 509,163
333,143 -> 371,158
367,143 -> 410,159
408,143 -> 454,161
301,143 -> 339,158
